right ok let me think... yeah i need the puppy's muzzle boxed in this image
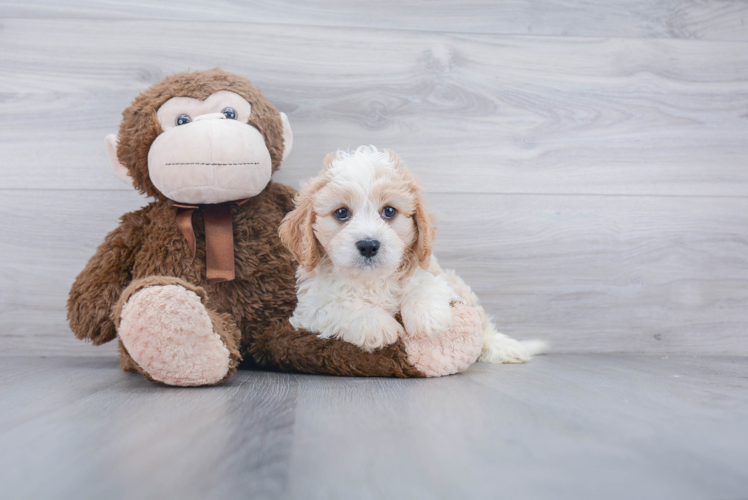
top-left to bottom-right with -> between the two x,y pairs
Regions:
356,239 -> 380,258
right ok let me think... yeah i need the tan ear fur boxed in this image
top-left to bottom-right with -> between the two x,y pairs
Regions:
391,158 -> 435,274
412,193 -> 436,270
279,175 -> 328,272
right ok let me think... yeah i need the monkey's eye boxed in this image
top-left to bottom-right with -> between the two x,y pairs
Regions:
176,115 -> 192,126
222,107 -> 237,120
381,206 -> 397,220
333,207 -> 351,222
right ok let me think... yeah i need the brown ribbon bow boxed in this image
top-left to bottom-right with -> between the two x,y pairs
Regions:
173,199 -> 249,285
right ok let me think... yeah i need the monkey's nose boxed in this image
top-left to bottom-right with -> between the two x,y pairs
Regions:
194,112 -> 227,121
356,239 -> 380,258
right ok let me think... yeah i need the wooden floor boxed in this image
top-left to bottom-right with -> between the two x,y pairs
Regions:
1,355 -> 746,500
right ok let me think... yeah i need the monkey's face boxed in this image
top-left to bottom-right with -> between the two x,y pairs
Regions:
145,90 -> 281,204
106,72 -> 293,204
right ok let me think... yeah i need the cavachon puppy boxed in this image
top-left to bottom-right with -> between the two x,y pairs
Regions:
279,146 -> 546,362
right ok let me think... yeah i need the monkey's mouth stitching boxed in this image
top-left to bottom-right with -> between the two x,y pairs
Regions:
165,162 -> 260,166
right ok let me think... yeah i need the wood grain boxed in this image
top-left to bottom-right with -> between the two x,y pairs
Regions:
0,357 -> 299,499
1,19 -> 747,196
2,0 -> 747,41
1,8 -> 747,357
1,355 -> 747,499
432,192 -> 748,354
2,189 -> 746,355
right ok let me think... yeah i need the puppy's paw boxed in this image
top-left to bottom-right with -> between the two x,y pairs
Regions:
401,299 -> 454,339
340,308 -> 404,352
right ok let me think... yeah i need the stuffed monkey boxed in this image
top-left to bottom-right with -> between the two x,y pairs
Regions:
67,69 -> 483,386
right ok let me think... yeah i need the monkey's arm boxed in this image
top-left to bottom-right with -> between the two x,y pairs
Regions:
249,303 -> 484,378
249,320 -> 426,377
67,210 -> 145,345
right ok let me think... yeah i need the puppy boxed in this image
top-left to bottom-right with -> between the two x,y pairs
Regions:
280,146 -> 546,362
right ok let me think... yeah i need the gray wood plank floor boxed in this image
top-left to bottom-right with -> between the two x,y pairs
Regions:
1,355 -> 746,500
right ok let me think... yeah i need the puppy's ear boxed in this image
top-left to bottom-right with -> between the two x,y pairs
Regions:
279,188 -> 323,272
412,190 -> 436,270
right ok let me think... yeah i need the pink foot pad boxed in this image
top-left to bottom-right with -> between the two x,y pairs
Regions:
403,304 -> 484,377
118,285 -> 231,386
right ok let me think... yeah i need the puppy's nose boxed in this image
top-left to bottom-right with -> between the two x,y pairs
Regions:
356,239 -> 380,258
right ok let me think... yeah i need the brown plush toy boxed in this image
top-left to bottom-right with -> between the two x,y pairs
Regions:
67,69 -> 483,386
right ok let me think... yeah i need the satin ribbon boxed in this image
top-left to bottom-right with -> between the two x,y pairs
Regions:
172,199 -> 249,285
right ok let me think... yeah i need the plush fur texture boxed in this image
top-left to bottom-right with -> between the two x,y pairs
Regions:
71,70 -> 493,384
280,146 -> 545,364
403,304 -> 484,377
115,69 -> 286,200
440,269 -> 549,363
251,320 -> 425,377
147,112 -> 273,204
118,283 -> 234,386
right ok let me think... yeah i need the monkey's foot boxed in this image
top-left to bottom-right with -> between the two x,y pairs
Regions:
402,304 -> 483,377
117,282 -> 235,386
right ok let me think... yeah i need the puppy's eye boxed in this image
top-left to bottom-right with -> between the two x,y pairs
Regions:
176,115 -> 192,126
333,207 -> 351,221
381,206 -> 397,220
222,107 -> 237,120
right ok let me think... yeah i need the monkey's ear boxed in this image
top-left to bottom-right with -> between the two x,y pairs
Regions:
105,134 -> 134,187
280,112 -> 293,161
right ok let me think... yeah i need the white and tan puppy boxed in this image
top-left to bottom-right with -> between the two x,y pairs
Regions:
280,146 -> 546,362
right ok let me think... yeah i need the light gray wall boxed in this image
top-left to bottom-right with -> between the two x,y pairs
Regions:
1,2 -> 746,356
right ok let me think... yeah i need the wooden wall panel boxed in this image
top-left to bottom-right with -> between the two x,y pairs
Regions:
2,0 -> 747,41
0,7 -> 746,356
1,20 -> 747,196
1,190 -> 745,355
